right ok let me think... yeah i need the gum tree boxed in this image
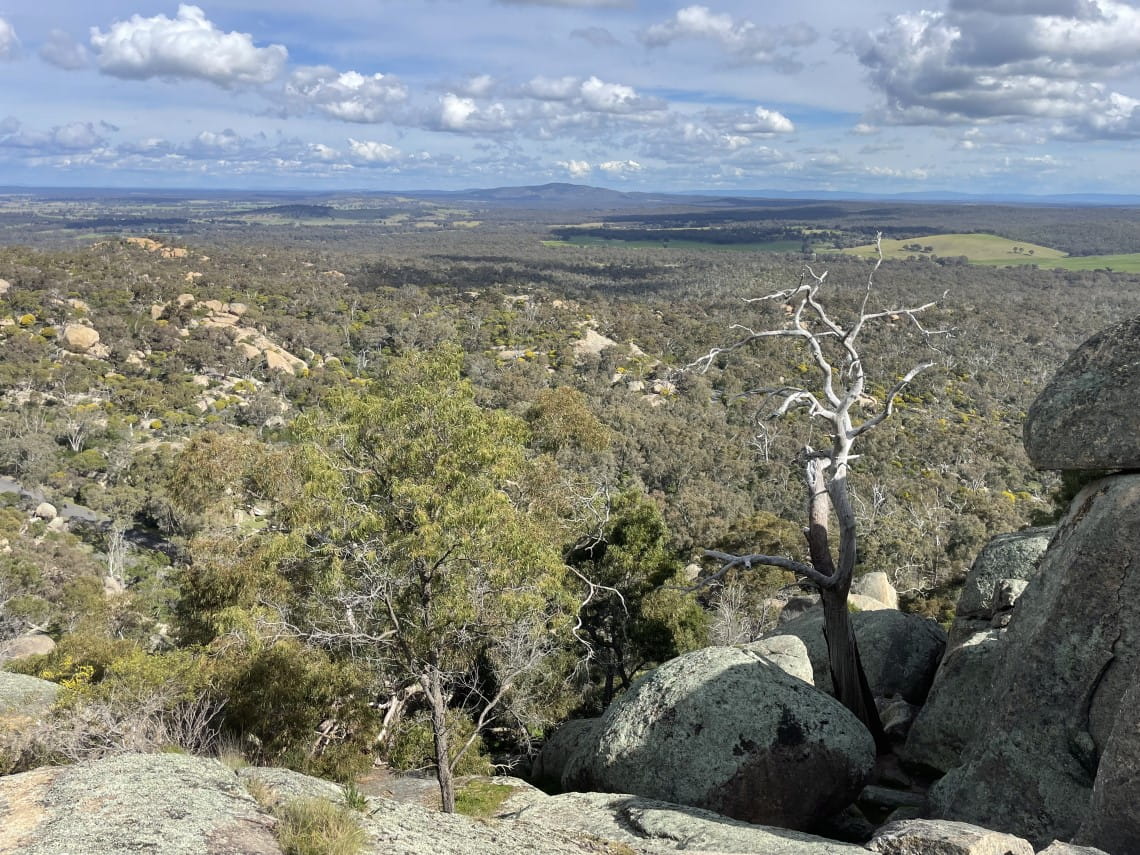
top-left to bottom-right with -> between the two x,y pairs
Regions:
689,241 -> 944,746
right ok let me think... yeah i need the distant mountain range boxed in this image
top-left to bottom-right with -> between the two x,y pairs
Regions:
398,182 -> 1140,208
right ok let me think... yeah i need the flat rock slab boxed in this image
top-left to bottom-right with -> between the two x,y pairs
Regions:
867,818 -> 1033,855
0,753 -> 281,855
515,791 -> 866,854
1024,314 -> 1140,469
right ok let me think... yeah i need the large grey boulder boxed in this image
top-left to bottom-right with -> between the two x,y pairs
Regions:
563,645 -> 875,829
1075,657 -> 1140,855
867,818 -> 1033,854
514,791 -> 866,854
902,629 -> 1004,773
949,527 -> 1052,647
1039,844 -> 1112,855
1024,314 -> 1140,469
929,474 -> 1140,847
530,718 -> 600,793
775,609 -> 947,705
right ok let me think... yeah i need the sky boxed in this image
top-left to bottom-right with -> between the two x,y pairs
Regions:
2,1 -> 1140,195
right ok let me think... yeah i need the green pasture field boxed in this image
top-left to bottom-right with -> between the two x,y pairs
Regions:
846,233 -> 1065,263
847,232 -> 1140,271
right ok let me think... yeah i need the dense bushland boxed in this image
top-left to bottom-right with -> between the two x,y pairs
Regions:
2,204 -> 1139,786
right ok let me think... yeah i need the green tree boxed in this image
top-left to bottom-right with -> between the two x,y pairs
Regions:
569,489 -> 707,706
283,347 -> 576,811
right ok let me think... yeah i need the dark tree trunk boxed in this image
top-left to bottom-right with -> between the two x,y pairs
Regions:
424,666 -> 456,813
820,586 -> 888,751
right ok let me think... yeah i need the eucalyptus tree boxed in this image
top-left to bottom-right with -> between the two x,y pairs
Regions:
689,241 -> 945,746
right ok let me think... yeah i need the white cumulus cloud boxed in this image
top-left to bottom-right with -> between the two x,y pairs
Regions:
0,17 -> 19,60
286,66 -> 407,123
733,106 -> 795,135
852,1 -> 1140,138
437,93 -> 513,132
643,5 -> 816,68
558,159 -> 592,177
599,159 -> 641,174
348,138 -> 401,163
90,4 -> 287,88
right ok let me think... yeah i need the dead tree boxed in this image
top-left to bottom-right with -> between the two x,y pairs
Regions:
689,238 -> 945,748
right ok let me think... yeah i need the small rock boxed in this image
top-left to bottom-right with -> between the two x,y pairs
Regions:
742,634 -> 815,685
867,818 -> 1034,854
61,323 -> 100,353
852,571 -> 899,609
1039,844 -> 1112,855
0,633 -> 56,663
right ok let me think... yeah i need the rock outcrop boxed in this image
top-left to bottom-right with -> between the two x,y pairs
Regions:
1075,657 -> 1140,854
562,645 -> 875,829
743,634 -> 815,685
948,527 -> 1053,647
0,633 -> 55,664
851,572 -> 899,610
1023,314 -> 1140,469
901,629 -> 1004,773
903,528 -> 1052,773
930,473 -> 1140,847
774,610 -> 946,705
60,323 -> 100,354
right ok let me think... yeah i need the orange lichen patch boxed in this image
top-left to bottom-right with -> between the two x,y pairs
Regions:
0,766 -> 60,850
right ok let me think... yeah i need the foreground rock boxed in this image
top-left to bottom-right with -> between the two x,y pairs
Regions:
866,818 -> 1033,854
1075,657 -> 1140,854
775,609 -> 947,705
1023,313 -> 1140,469
514,791 -> 865,854
563,645 -> 875,829
930,474 -> 1140,847
0,753 -> 280,854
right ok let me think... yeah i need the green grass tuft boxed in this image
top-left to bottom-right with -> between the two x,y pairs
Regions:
454,779 -> 516,818
275,797 -> 366,855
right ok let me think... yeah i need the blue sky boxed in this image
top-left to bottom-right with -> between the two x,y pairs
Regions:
2,0 -> 1140,194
